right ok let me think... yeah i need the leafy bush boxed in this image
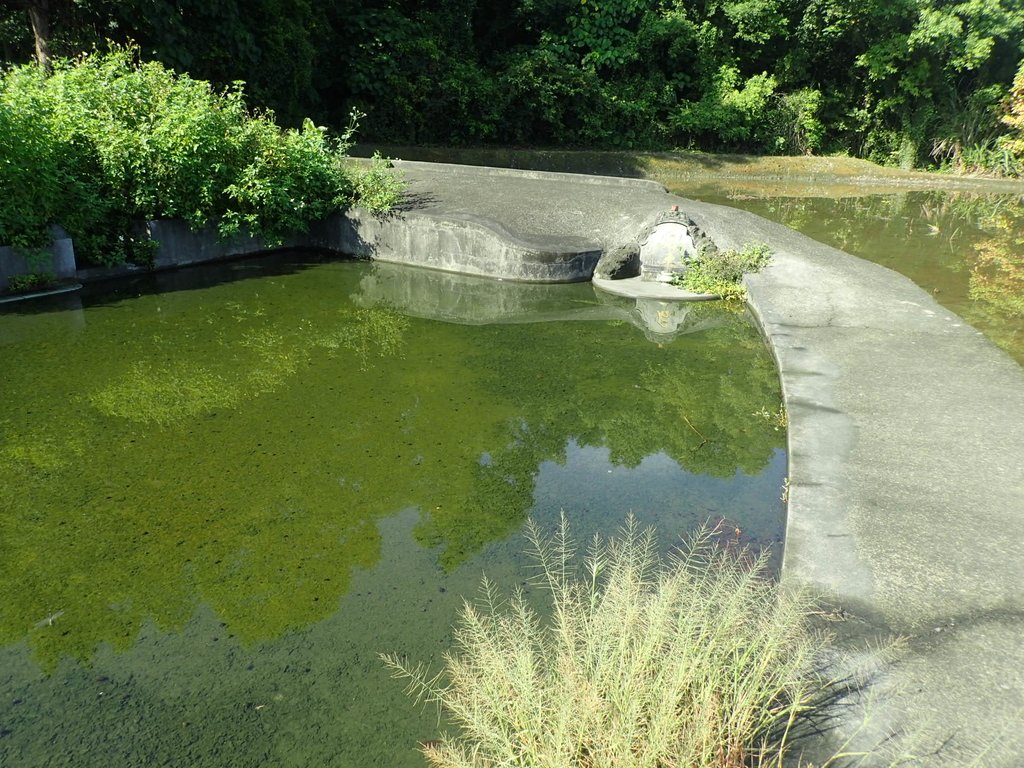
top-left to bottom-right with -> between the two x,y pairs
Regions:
0,47 -> 400,266
999,61 -> 1024,164
383,515 -> 834,768
0,65 -> 109,259
352,152 -> 406,215
675,243 -> 773,300
6,272 -> 56,294
218,115 -> 353,245
672,67 -> 780,149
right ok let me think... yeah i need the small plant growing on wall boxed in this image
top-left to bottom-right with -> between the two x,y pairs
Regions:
382,514 -> 843,768
674,242 -> 773,300
7,271 -> 56,294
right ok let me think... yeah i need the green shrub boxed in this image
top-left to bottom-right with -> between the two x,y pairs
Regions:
674,243 -> 773,300
0,66 -> 110,258
383,515 -> 835,768
672,67 -> 779,150
6,271 -> 56,294
218,116 -> 353,245
351,152 -> 406,215
0,47 -> 401,266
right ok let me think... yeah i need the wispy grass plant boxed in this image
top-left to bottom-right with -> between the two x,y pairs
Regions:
382,515 -> 834,768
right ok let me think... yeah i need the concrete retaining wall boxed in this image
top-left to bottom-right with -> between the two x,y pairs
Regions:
0,228 -> 77,293
88,209 -> 601,286
322,210 -> 601,282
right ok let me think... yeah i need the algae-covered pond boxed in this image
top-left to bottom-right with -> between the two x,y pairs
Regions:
667,182 -> 1024,366
0,255 -> 785,767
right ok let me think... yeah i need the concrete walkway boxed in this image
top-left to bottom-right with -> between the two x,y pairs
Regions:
391,161 -> 1024,766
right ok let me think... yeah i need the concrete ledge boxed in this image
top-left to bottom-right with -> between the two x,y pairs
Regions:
392,159 -> 669,193
98,206 -> 602,285
0,282 -> 81,305
592,275 -> 717,301
326,209 -> 602,282
677,197 -> 1024,765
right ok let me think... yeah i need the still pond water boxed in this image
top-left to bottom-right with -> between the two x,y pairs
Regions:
666,180 -> 1024,366
0,256 -> 785,767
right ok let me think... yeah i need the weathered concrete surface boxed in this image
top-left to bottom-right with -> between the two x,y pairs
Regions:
319,207 -> 601,281
0,226 -> 77,293
349,161 -> 676,281
391,162 -> 1024,765
593,275 -> 716,301
128,165 -> 629,283
682,199 -> 1024,766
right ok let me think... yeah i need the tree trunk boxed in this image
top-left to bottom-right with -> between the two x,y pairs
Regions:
27,0 -> 52,72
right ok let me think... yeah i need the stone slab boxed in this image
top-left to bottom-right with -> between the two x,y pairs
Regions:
592,275 -> 717,301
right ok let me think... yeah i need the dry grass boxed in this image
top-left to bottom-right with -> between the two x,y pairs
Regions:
382,514 -> 841,768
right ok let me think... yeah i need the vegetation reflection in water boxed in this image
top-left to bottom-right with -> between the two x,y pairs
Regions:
0,256 -> 785,767
670,181 -> 1024,366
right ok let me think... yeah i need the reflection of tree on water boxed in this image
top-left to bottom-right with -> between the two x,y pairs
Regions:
415,307 -> 784,570
970,199 -> 1024,353
0,262 -> 782,669
354,261 -> 730,342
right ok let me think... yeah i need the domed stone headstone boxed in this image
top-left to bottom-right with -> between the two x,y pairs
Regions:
639,219 -> 695,282
636,210 -> 719,283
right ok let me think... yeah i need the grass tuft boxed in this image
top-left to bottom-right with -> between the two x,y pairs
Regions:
383,513 -> 839,768
674,242 -> 773,300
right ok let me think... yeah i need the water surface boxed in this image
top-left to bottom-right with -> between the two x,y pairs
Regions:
668,181 -> 1024,366
0,255 -> 785,767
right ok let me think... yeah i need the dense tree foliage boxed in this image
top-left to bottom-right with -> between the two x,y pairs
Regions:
2,1 -> 1024,170
0,47 -> 400,266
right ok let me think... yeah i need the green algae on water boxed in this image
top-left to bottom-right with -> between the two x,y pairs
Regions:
0,256 -> 785,767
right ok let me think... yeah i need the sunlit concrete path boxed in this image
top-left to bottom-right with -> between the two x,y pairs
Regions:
388,161 -> 1024,766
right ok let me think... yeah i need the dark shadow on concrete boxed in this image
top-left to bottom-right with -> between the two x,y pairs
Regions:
394,190 -> 440,213
353,144 -> 653,179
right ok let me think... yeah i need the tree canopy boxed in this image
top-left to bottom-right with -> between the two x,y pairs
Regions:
2,1 -> 1023,171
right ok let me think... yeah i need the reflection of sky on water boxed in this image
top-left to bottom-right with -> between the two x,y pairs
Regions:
531,440 -> 786,549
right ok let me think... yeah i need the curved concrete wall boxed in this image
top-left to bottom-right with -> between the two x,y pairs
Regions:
129,210 -> 601,284
681,197 -> 1024,765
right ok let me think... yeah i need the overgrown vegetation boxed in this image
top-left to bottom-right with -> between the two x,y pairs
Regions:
3,1 -> 1023,174
5,271 -> 55,294
0,46 -> 400,267
674,243 -> 773,300
383,515 -> 837,768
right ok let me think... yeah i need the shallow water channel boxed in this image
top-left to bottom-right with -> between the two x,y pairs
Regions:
0,254 -> 785,767
665,180 -> 1024,367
